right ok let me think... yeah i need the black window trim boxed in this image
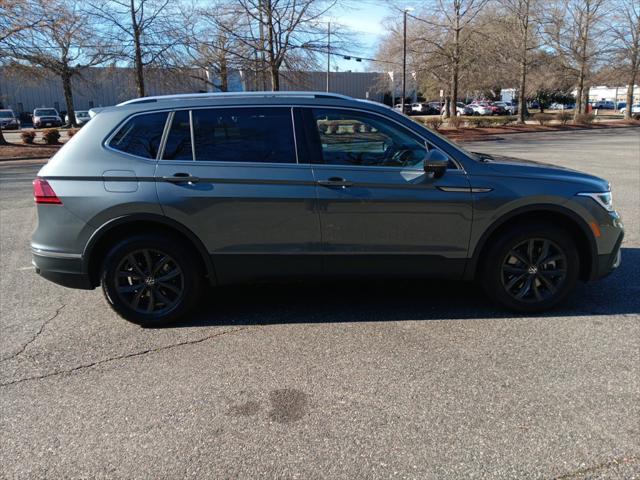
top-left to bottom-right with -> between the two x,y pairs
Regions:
103,109 -> 173,162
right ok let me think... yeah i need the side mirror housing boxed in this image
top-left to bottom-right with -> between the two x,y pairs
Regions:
423,149 -> 449,178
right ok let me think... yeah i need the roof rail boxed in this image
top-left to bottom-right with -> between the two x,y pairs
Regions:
117,91 -> 354,106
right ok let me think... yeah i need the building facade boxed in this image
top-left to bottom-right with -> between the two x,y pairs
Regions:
0,67 -> 386,115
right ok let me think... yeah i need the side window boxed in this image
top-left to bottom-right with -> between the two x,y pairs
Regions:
109,112 -> 167,159
311,108 -> 427,168
191,107 -> 296,163
163,110 -> 193,160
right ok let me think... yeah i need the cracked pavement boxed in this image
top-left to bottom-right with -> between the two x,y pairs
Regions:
1,129 -> 639,479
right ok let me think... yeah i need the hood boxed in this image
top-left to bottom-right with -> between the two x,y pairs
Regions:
474,152 -> 609,191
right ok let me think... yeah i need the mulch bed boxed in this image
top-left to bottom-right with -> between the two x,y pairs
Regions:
0,143 -> 62,161
438,121 -> 640,142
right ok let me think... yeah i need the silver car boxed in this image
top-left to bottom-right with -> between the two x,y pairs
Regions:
32,92 -> 624,326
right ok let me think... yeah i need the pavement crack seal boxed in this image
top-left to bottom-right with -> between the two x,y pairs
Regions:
0,326 -> 250,388
0,303 -> 66,363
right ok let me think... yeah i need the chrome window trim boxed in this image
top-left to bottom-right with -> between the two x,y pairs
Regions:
189,110 -> 196,161
156,111 -> 174,160
103,104 -> 464,171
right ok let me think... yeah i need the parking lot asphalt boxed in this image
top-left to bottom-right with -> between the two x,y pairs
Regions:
1,128 -> 638,479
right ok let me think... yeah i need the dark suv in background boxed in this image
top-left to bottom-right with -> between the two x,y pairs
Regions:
31,92 -> 623,326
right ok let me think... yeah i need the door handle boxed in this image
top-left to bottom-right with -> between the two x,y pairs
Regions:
161,173 -> 200,183
317,177 -> 353,188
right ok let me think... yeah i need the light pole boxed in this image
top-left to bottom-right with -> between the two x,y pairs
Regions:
326,20 -> 331,92
401,8 -> 413,114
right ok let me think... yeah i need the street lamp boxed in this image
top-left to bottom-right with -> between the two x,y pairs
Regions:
401,8 -> 414,114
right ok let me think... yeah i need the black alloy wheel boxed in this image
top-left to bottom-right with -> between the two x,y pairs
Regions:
101,235 -> 202,326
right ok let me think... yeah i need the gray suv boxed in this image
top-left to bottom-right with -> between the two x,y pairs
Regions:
31,92 -> 624,326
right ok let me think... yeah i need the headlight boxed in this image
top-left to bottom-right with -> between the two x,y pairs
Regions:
577,191 -> 614,211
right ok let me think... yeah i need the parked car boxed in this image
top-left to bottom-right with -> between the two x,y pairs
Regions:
65,110 -> 92,125
466,102 -> 493,116
411,103 -> 440,115
494,101 -> 517,115
441,102 -> 467,116
487,102 -> 508,115
31,91 -> 624,326
620,104 -> 640,115
0,109 -> 21,130
593,100 -> 615,109
33,108 -> 62,128
393,103 -> 413,115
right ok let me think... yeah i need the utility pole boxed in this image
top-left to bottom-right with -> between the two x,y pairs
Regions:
401,10 -> 407,113
326,21 -> 331,92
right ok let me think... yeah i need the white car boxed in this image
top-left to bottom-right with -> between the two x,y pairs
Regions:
466,103 -> 492,116
494,101 -> 517,115
32,108 -> 62,129
65,110 -> 91,125
620,104 -> 640,115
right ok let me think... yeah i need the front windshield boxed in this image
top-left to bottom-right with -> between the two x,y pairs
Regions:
0,111 -> 13,118
35,109 -> 57,116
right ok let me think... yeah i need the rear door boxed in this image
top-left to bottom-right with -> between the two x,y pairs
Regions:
303,107 -> 473,278
155,106 -> 321,283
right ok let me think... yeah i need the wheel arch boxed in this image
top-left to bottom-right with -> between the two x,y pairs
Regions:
465,204 -> 597,282
83,214 -> 217,288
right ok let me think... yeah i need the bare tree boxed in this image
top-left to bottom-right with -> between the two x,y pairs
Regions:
609,0 -> 639,119
0,0 -> 42,144
544,0 -> 608,118
86,0 -> 176,97
216,0 -> 335,91
499,0 -> 541,122
1,0 -> 107,127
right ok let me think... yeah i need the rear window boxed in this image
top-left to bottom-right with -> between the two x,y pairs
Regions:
191,107 -> 296,163
109,112 -> 168,159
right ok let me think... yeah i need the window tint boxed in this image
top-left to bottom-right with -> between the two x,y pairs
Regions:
191,107 -> 296,163
163,110 -> 192,160
311,109 -> 426,168
109,112 -> 167,159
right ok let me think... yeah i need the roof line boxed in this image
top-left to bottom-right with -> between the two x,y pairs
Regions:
117,91 -> 354,106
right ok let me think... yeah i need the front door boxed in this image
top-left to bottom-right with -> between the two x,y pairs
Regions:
155,107 -> 321,283
303,107 -> 473,278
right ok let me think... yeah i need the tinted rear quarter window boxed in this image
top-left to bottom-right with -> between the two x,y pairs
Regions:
191,107 -> 295,163
109,112 -> 167,159
163,110 -> 193,160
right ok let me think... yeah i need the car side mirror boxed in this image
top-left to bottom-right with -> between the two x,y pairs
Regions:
423,149 -> 449,179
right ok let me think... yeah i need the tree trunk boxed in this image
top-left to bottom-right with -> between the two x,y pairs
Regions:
265,0 -> 279,91
624,62 -> 637,120
133,28 -> 145,97
517,1 -> 530,124
131,0 -> 145,97
219,57 -> 229,92
449,6 -> 460,119
62,70 -> 77,127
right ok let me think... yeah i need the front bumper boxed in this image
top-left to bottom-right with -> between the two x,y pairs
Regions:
592,230 -> 624,281
32,249 -> 93,290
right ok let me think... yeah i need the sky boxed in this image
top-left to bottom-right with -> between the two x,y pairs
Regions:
326,2 -> 393,73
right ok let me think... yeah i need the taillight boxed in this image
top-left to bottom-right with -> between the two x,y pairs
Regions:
33,178 -> 62,205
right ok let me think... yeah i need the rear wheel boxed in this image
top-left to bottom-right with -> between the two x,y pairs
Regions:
101,235 -> 203,326
481,224 -> 580,312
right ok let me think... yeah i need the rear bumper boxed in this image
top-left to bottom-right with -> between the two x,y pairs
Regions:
32,249 -> 93,290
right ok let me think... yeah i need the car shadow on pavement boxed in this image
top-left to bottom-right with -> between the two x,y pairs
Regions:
171,247 -> 640,328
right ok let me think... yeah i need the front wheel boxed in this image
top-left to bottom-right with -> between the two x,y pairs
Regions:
481,224 -> 580,312
101,235 -> 203,326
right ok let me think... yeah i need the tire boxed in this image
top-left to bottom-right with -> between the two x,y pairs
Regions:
481,223 -> 580,312
101,234 -> 203,327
